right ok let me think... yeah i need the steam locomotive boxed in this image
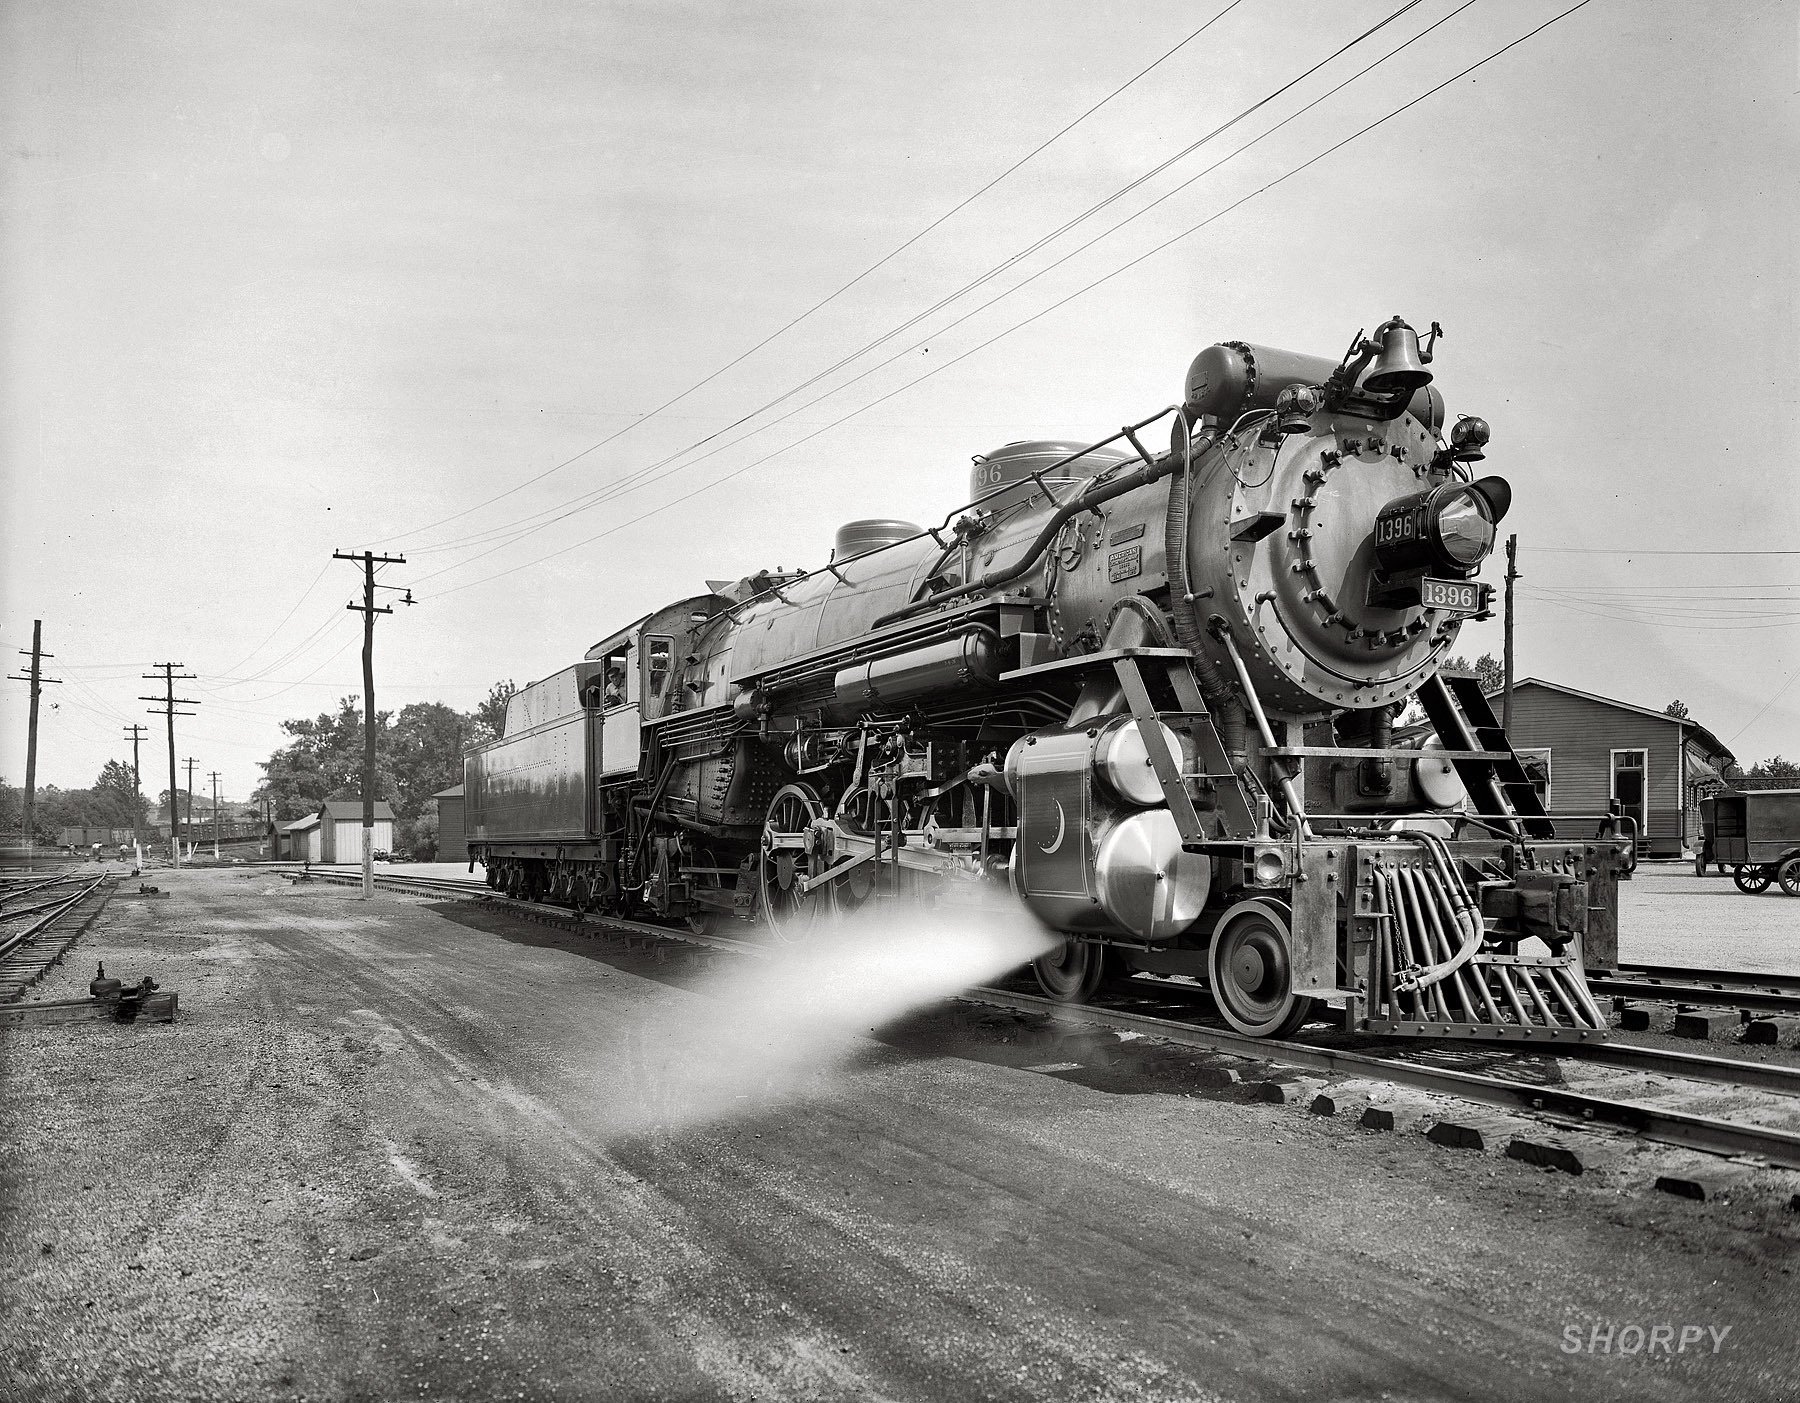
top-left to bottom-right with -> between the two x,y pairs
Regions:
466,317 -> 1630,1043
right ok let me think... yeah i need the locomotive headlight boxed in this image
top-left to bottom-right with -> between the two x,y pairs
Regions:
1374,475 -> 1512,577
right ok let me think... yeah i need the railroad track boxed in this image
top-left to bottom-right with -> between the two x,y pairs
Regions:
270,865 -> 1800,1168
1592,963 -> 1800,1017
0,874 -> 116,1004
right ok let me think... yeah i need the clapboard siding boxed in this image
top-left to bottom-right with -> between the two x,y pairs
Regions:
1503,685 -> 1685,849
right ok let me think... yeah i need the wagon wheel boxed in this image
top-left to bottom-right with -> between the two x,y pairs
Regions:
1779,858 -> 1800,898
1208,901 -> 1317,1039
760,784 -> 832,942
1733,864 -> 1772,895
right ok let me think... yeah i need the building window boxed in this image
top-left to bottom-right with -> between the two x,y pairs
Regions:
1518,747 -> 1552,807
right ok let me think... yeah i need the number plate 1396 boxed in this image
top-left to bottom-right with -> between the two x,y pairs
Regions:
1421,577 -> 1481,614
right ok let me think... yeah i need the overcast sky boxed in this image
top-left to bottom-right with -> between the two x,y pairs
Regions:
3,0 -> 1795,798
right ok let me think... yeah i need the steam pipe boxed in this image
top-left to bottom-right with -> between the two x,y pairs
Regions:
1164,413 -> 1244,757
1215,628 -> 1310,838
873,409 -> 1188,629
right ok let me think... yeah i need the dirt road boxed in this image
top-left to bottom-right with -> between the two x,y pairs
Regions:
2,869 -> 1795,1401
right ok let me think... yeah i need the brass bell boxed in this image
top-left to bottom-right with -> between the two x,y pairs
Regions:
1362,317 -> 1433,396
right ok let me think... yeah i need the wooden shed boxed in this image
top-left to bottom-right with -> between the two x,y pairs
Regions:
1490,679 -> 1735,858
432,784 -> 467,863
318,800 -> 396,865
282,813 -> 322,863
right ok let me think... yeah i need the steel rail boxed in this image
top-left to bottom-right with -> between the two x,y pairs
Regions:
0,876 -> 109,964
1567,1041 -> 1800,1097
0,874 -> 85,904
1587,976 -> 1800,1017
965,987 -> 1800,1168
1610,961 -> 1800,994
273,867 -> 1800,1163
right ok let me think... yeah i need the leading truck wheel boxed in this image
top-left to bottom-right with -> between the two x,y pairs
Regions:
1208,900 -> 1317,1039
1733,864 -> 1772,895
1032,939 -> 1109,1002
1779,858 -> 1800,898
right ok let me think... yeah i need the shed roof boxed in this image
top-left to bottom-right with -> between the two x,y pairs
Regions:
1486,678 -> 1735,766
431,784 -> 464,800
282,815 -> 320,833
318,800 -> 397,821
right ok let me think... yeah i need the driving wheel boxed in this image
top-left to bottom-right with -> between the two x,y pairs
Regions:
760,784 -> 831,942
1779,857 -> 1800,898
1733,864 -> 1772,894
1208,901 -> 1317,1039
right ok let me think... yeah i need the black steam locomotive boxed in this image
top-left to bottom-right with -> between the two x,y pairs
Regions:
466,317 -> 1630,1043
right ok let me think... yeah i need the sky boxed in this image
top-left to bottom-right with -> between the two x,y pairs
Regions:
2,0 -> 1796,798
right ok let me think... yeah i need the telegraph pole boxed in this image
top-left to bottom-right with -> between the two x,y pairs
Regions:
333,551 -> 410,899
209,771 -> 222,860
1502,534 -> 1519,733
7,621 -> 60,854
142,665 -> 198,869
184,757 -> 197,855
123,724 -> 149,862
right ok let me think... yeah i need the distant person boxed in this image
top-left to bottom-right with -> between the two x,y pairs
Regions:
91,843 -> 102,862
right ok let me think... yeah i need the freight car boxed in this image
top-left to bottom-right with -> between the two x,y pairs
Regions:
468,316 -> 1631,1043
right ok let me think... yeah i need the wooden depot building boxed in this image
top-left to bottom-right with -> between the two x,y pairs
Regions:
1489,678 -> 1735,860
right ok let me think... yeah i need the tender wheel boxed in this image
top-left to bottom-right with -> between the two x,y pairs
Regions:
1779,858 -> 1800,898
1033,938 -> 1109,1002
1733,864 -> 1772,894
1208,901 -> 1317,1039
760,784 -> 831,942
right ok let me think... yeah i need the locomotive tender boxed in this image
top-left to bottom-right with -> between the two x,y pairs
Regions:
467,317 -> 1630,1043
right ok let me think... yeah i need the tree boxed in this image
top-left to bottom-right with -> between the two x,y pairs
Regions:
1441,652 -> 1504,695
1664,699 -> 1689,719
254,696 -> 396,823
474,680 -> 516,742
94,760 -> 149,827
388,701 -> 476,820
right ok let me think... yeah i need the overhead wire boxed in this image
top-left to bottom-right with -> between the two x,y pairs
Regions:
410,0 -> 1475,589
399,0 -> 1433,564
422,0 -> 1596,601
364,0 -> 1254,549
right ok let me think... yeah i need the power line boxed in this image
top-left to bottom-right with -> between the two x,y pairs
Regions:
410,0 -> 1476,588
1529,547 -> 1800,556
1728,664 -> 1800,744
400,0 -> 1434,565
367,0 -> 1253,549
423,0 -> 1597,602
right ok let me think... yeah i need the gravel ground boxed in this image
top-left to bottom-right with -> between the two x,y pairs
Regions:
1618,867 -> 1800,976
2,869 -> 1798,1403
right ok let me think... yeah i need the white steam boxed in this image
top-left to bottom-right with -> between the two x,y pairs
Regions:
584,900 -> 1059,1140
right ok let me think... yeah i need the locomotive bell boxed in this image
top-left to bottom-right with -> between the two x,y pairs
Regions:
1361,318 -> 1433,396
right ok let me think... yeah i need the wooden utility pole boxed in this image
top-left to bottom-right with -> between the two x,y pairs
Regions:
123,724 -> 149,859
141,665 -> 198,868
184,757 -> 197,853
209,771 -> 222,860
1502,534 -> 1519,732
7,621 -> 60,853
333,551 -> 410,899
